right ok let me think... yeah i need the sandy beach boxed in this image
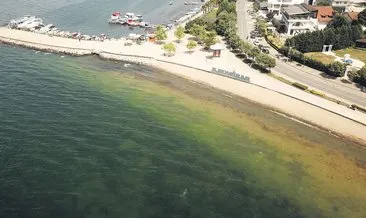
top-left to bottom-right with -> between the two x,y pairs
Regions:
1,26 -> 366,142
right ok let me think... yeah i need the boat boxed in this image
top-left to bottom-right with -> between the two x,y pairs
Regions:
17,18 -> 43,30
169,1 -> 173,5
108,12 -> 122,23
125,12 -> 143,21
38,24 -> 56,34
8,15 -> 34,28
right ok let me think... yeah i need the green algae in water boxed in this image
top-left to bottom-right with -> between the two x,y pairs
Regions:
1,48 -> 366,218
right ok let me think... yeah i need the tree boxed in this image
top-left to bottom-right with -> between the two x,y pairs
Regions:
155,25 -> 167,42
162,42 -> 176,56
256,53 -> 276,69
247,47 -> 261,59
316,0 -> 331,6
358,9 -> 366,26
327,61 -> 346,77
186,40 -> 197,52
357,66 -> 366,86
174,26 -> 185,42
327,15 -> 350,28
217,0 -> 236,14
203,31 -> 217,48
215,11 -> 237,36
190,24 -> 207,42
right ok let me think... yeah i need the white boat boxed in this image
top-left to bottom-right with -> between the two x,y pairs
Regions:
109,11 -> 121,23
17,17 -> 43,30
125,12 -> 143,21
169,1 -> 173,5
38,24 -> 56,34
8,15 -> 34,28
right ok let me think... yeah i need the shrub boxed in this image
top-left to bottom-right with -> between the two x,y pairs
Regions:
351,104 -> 366,113
292,82 -> 308,90
310,90 -> 326,97
327,62 -> 346,77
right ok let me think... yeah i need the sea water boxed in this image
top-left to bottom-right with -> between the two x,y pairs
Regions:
1,1 -> 366,218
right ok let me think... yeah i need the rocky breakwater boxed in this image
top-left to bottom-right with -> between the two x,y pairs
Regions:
97,51 -> 155,65
0,27 -> 93,56
0,27 -> 156,65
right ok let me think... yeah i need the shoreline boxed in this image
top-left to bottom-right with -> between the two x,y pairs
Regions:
1,28 -> 366,142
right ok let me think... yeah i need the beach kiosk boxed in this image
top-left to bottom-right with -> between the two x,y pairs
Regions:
210,43 -> 224,57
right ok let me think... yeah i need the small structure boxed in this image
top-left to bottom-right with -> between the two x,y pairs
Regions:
280,4 -> 318,36
313,6 -> 335,30
322,44 -> 333,53
343,11 -> 360,22
210,43 -> 224,57
356,38 -> 366,48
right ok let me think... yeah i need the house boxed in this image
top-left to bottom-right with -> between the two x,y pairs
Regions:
313,6 -> 335,29
332,0 -> 366,13
343,11 -> 360,22
267,0 -> 307,17
281,3 -> 318,35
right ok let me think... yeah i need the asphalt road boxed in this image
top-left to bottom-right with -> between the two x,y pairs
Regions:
236,0 -> 249,39
236,0 -> 366,107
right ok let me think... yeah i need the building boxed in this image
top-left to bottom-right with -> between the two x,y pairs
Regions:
332,0 -> 366,12
268,0 -> 307,16
313,6 -> 335,29
343,11 -> 360,21
281,3 -> 318,35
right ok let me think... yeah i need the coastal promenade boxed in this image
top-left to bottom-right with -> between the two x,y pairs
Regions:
1,27 -> 366,142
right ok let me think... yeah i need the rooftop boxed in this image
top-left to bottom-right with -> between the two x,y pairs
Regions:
313,6 -> 334,22
282,3 -> 316,16
343,11 -> 359,21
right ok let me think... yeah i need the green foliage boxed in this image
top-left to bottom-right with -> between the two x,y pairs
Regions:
253,2 -> 260,12
190,24 -> 207,42
256,53 -> 276,69
186,40 -> 197,51
174,26 -> 185,42
327,61 -> 346,77
285,25 -> 363,52
185,18 -> 207,31
310,90 -> 326,97
358,9 -> 366,26
316,0 -> 331,6
292,82 -> 308,90
356,66 -> 366,86
162,42 -> 176,56
217,0 -> 236,14
203,31 -> 218,48
351,104 -> 366,113
155,25 -> 167,41
327,15 -> 350,28
247,47 -> 261,59
215,11 -> 237,36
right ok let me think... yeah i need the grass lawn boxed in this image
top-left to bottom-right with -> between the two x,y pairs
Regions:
335,48 -> 366,64
304,52 -> 335,65
202,8 -> 218,23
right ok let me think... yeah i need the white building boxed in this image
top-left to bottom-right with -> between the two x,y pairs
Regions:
268,0 -> 308,16
332,0 -> 366,12
281,4 -> 318,35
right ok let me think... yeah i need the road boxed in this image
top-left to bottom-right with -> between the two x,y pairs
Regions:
236,0 -> 366,107
236,0 -> 250,39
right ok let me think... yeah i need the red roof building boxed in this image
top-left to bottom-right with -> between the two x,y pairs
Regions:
313,6 -> 335,29
343,11 -> 360,22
